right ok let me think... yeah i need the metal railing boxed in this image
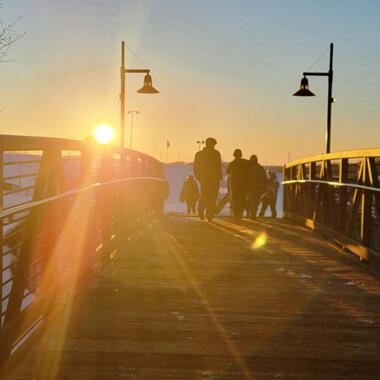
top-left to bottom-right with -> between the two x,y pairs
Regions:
0,135 -> 168,368
283,149 -> 380,263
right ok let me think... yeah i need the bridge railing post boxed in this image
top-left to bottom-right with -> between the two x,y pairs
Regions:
282,149 -> 380,263
0,134 -> 167,368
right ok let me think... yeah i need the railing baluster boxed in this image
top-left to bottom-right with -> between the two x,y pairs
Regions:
0,135 -> 167,368
339,158 -> 348,233
283,149 -> 380,262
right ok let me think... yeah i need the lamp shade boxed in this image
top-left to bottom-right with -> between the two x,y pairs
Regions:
293,76 -> 315,96
137,73 -> 159,94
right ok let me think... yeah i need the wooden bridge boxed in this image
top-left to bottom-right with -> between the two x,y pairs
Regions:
1,136 -> 380,379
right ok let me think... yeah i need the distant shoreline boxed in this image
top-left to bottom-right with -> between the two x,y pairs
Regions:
164,162 -> 283,174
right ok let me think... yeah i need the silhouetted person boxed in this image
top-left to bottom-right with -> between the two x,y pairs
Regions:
259,171 -> 279,218
226,149 -> 250,222
247,154 -> 267,219
180,175 -> 199,215
193,137 -> 222,221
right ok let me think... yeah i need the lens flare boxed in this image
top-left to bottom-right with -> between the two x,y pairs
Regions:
93,124 -> 114,144
252,232 -> 268,249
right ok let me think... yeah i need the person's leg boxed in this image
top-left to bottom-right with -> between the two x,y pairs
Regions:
239,190 -> 248,218
190,201 -> 196,215
269,194 -> 277,218
259,196 -> 268,217
250,196 -> 260,219
231,187 -> 244,221
236,190 -> 244,219
205,181 -> 219,221
244,203 -> 250,218
198,183 -> 206,219
231,190 -> 238,218
186,201 -> 191,214
244,196 -> 250,218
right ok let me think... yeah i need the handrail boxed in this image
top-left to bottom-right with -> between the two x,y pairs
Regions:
0,134 -> 168,370
0,134 -> 162,165
285,148 -> 380,167
283,149 -> 380,264
0,176 -> 166,220
282,179 -> 380,193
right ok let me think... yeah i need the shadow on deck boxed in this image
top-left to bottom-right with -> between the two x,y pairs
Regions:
5,216 -> 380,379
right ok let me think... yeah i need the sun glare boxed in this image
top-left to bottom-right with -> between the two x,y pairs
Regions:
252,232 -> 268,250
93,124 -> 114,144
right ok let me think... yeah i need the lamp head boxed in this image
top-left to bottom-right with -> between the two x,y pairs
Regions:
137,73 -> 159,94
293,76 -> 315,96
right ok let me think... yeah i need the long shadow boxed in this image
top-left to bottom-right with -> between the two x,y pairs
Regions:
166,216 -> 380,377
7,216 -> 380,379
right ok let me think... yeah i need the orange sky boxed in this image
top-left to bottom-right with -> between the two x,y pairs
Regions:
1,1 -> 380,164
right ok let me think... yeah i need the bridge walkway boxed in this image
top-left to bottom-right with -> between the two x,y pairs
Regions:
5,216 -> 380,379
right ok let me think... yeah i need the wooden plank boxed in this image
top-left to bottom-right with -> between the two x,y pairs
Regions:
4,216 -> 380,379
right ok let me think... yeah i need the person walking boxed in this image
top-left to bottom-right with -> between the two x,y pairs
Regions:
226,149 -> 250,222
180,175 -> 199,215
193,137 -> 222,221
259,171 -> 279,218
247,154 -> 267,219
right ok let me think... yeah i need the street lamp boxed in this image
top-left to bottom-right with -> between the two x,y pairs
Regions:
128,110 -> 139,150
120,41 -> 159,148
196,140 -> 205,151
293,43 -> 335,154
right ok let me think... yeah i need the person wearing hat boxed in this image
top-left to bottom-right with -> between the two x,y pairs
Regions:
193,137 -> 222,221
179,174 -> 200,215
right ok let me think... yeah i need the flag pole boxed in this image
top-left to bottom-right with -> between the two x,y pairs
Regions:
165,139 -> 170,163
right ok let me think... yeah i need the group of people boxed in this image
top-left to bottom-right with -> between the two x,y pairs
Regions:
180,137 -> 279,222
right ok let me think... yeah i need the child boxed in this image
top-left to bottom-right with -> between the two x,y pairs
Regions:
180,175 -> 200,215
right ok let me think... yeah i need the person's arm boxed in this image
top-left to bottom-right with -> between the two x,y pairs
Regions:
195,182 -> 200,199
262,167 -> 268,185
274,179 -> 280,192
226,163 -> 231,175
193,152 -> 201,181
217,151 -> 223,179
180,182 -> 186,202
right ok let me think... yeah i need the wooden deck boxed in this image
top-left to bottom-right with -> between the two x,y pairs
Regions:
5,215 -> 380,379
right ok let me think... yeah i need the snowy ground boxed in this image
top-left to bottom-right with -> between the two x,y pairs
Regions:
164,163 -> 283,217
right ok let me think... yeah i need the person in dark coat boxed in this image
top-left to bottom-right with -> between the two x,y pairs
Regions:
226,149 -> 250,222
247,154 -> 267,219
180,175 -> 199,215
259,171 -> 279,218
193,137 -> 222,221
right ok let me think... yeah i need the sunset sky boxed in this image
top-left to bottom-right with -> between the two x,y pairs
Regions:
1,0 -> 380,164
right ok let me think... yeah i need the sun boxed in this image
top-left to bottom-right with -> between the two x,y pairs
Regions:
93,124 -> 114,144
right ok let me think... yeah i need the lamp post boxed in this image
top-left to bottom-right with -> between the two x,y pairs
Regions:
293,43 -> 334,154
196,140 -> 205,151
120,41 -> 159,148
128,110 -> 139,150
